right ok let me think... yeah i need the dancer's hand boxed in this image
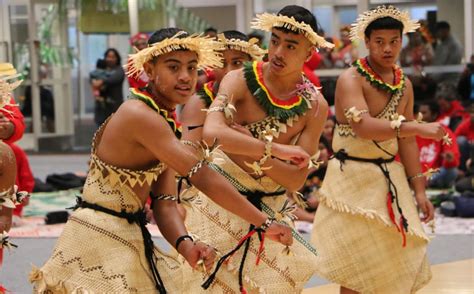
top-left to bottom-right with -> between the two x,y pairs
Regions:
415,193 -> 435,222
417,122 -> 445,141
181,241 -> 216,271
272,144 -> 310,169
265,223 -> 293,246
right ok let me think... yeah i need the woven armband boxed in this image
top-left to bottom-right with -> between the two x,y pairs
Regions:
244,133 -> 273,176
344,106 -> 369,123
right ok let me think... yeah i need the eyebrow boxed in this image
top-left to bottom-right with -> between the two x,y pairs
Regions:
271,32 -> 299,45
164,58 -> 182,64
285,38 -> 299,45
374,35 -> 400,40
164,58 -> 198,64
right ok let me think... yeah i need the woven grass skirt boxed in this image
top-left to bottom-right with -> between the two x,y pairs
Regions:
30,173 -> 183,293
311,157 -> 432,294
181,150 -> 318,293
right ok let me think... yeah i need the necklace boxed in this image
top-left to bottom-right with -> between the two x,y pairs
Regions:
129,88 -> 182,138
354,57 -> 405,94
197,81 -> 218,108
244,61 -> 311,121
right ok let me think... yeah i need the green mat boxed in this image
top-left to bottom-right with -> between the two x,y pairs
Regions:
23,189 -> 81,217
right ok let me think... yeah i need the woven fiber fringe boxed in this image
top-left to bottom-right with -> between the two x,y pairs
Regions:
318,193 -> 430,242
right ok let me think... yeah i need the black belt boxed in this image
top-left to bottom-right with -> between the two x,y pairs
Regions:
333,149 -> 408,246
202,189 -> 286,291
71,197 -> 167,293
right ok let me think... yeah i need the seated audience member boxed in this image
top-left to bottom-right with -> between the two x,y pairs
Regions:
435,82 -> 469,130
455,103 -> 474,171
322,116 -> 336,154
417,101 -> 460,188
458,54 -> 474,102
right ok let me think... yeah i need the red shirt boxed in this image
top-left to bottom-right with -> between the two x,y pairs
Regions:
8,143 -> 34,216
454,117 -> 474,142
437,100 -> 469,128
303,52 -> 322,87
1,96 -> 25,144
416,126 -> 460,170
127,58 -> 148,89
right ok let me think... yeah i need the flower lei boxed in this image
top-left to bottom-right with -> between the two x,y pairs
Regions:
129,88 -> 182,138
353,57 -> 405,94
196,80 -> 219,108
244,61 -> 311,121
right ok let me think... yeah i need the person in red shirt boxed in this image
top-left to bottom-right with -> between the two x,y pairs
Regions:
127,33 -> 149,89
0,96 -> 25,144
1,96 -> 34,221
417,101 -> 460,188
454,103 -> 474,171
435,82 -> 469,130
9,144 -> 34,219
303,50 -> 322,87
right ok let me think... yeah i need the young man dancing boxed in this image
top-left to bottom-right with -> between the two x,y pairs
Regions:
181,5 -> 333,293
30,28 -> 293,293
311,6 -> 446,293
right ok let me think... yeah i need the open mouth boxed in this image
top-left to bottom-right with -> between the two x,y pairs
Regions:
175,85 -> 191,91
271,59 -> 285,69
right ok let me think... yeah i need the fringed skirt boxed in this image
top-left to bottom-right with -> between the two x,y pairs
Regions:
30,175 -> 183,293
311,157 -> 432,293
181,150 -> 318,293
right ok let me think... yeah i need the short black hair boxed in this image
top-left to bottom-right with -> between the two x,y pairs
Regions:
204,27 -> 217,34
364,16 -> 404,38
103,48 -> 122,66
435,21 -> 450,31
222,30 -> 248,41
148,27 -> 189,45
420,101 -> 441,117
276,5 -> 318,36
96,58 -> 106,69
248,31 -> 264,41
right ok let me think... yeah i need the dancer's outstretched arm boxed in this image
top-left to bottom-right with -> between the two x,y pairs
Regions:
132,106 -> 293,245
203,70 -> 309,168
151,168 -> 215,269
336,69 -> 444,141
397,82 -> 434,223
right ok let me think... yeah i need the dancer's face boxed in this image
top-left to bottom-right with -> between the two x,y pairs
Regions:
267,28 -> 313,76
144,50 -> 198,106
213,50 -> 251,83
365,29 -> 402,69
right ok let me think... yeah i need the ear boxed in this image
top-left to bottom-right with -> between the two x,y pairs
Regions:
364,36 -> 370,49
143,62 -> 154,78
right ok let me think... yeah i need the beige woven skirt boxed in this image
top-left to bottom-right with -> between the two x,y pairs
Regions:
30,207 -> 184,293
311,158 -> 432,293
181,151 -> 318,294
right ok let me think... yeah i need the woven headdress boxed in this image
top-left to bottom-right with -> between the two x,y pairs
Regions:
126,31 -> 224,78
350,5 -> 420,41
216,33 -> 266,61
0,63 -> 22,111
251,13 -> 334,49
